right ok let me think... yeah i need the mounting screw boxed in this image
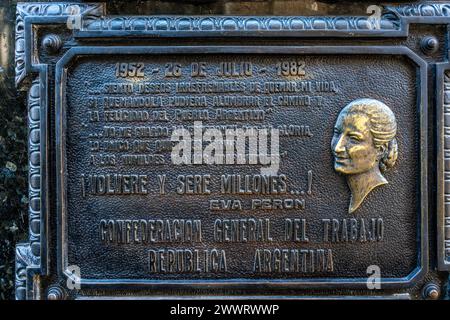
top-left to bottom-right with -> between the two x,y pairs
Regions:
420,36 -> 439,55
47,286 -> 66,300
42,34 -> 62,53
422,283 -> 440,300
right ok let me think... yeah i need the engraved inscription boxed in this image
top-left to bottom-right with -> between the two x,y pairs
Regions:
63,54 -> 419,280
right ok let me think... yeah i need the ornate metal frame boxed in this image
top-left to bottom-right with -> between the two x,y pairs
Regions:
14,1 -> 450,299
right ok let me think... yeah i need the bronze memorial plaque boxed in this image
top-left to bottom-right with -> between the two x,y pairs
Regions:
14,1 -> 450,300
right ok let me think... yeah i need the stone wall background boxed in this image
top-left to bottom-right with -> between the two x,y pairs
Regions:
0,0 -> 391,300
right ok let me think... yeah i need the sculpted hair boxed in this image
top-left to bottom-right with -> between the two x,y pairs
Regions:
342,98 -> 398,172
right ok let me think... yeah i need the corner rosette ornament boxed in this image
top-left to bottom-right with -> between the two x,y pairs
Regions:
331,99 -> 398,213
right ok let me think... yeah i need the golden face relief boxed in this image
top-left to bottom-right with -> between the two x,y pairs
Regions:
331,111 -> 381,175
331,98 -> 398,213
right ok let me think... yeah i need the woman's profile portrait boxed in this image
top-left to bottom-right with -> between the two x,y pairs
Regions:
331,98 -> 398,213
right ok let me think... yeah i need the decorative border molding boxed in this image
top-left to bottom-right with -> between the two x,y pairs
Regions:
15,78 -> 41,300
15,2 -> 104,86
27,78 -> 41,261
16,2 -> 450,86
79,3 -> 450,33
15,244 -> 38,300
82,15 -> 400,32
386,3 -> 450,17
13,1 -> 104,300
78,3 -> 450,37
76,2 -> 450,37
